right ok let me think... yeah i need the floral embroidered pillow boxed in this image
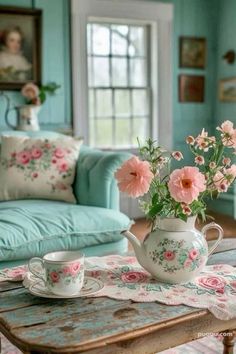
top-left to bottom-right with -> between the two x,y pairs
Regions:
0,136 -> 82,203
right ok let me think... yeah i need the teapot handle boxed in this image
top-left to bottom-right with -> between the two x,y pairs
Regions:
201,222 -> 223,256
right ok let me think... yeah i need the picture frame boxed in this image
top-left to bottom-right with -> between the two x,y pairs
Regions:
219,77 -> 236,102
0,6 -> 42,90
179,37 -> 206,69
179,75 -> 205,103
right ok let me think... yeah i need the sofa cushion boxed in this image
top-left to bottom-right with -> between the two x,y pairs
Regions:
0,136 -> 82,203
0,200 -> 131,261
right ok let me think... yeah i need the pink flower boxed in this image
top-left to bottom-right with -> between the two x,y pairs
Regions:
226,164 -> 236,181
222,157 -> 231,166
184,259 -> 192,267
6,267 -> 27,280
195,155 -> 205,165
217,120 -> 234,134
182,204 -> 192,215
63,262 -> 81,276
213,171 -> 229,192
16,150 -> 31,165
52,158 -> 57,164
168,166 -> 206,204
230,280 -> 236,289
186,135 -> 195,145
54,182 -> 68,190
172,151 -> 183,161
44,143 -> 51,149
198,276 -> 226,292
163,250 -> 175,261
115,156 -> 154,198
121,271 -> 148,283
21,83 -> 39,100
188,249 -> 199,260
31,148 -> 43,159
209,162 -> 216,169
11,152 -> 16,158
32,172 -> 38,178
57,160 -> 69,172
50,271 -> 60,283
54,148 -> 65,159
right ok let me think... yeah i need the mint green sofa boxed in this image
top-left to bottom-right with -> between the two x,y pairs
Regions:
0,132 -> 131,270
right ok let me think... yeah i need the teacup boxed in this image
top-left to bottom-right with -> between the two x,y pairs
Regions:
28,251 -> 84,296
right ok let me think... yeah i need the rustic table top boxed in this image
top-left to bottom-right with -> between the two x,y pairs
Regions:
1,242 -> 236,354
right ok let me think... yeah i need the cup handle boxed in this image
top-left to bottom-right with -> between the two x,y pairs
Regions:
201,222 -> 224,256
28,257 -> 45,282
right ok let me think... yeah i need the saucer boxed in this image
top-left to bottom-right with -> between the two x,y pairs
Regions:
28,276 -> 104,299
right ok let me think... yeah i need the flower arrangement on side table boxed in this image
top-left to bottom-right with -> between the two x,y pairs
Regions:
115,121 -> 236,283
21,82 -> 60,106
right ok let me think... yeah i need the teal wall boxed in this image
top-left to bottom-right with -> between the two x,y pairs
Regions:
210,0 -> 236,217
0,0 -> 71,133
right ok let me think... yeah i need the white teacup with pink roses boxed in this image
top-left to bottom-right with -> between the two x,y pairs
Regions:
28,251 -> 84,296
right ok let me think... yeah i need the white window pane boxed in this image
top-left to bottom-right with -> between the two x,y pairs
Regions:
115,119 -> 130,147
111,25 -> 128,55
87,57 -> 93,86
132,90 -> 149,116
112,58 -> 127,86
94,58 -> 110,86
114,90 -> 130,117
130,59 -> 147,87
89,118 -> 96,146
132,118 -> 148,146
96,89 -> 112,117
92,24 -> 110,55
129,26 -> 146,56
87,25 -> 92,55
96,119 -> 113,147
89,89 -> 94,117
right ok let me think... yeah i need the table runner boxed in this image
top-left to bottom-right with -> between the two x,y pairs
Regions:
1,255 -> 236,321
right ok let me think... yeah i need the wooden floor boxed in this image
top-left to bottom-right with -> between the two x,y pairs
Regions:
130,211 -> 236,250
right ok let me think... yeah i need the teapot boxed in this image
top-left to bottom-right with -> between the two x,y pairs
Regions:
123,216 -> 223,284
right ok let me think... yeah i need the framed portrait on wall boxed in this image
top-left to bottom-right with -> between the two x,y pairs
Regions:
219,77 -> 236,102
179,75 -> 205,103
179,37 -> 206,69
0,6 -> 42,90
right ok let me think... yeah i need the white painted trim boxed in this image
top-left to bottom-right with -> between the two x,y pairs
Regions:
71,0 -> 173,148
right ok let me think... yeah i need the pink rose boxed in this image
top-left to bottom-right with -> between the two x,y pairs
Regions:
16,151 -> 31,165
188,249 -> 199,260
57,160 -> 69,173
6,267 -> 27,280
168,166 -> 206,204
31,148 -> 43,159
44,143 -> 51,149
163,250 -> 175,261
32,172 -> 38,178
115,156 -> 154,198
52,158 -> 57,164
54,148 -> 65,159
54,182 -> 67,190
198,276 -> 226,292
230,280 -> 236,289
121,271 -> 148,283
21,83 -> 39,100
63,263 -> 81,276
50,271 -> 60,283
11,152 -> 16,158
184,259 -> 192,268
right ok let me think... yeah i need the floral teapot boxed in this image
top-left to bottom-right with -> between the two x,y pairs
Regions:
123,216 -> 223,284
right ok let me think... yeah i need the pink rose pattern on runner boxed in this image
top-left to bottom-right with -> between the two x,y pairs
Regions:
1,139 -> 74,192
2,256 -> 236,321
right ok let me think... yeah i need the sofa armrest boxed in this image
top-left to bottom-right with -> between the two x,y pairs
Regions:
74,145 -> 131,210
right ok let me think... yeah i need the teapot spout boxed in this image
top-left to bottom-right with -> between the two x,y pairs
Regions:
122,230 -> 148,269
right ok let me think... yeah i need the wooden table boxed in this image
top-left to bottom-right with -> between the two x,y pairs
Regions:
1,244 -> 236,354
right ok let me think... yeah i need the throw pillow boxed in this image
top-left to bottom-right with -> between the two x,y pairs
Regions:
0,136 -> 82,203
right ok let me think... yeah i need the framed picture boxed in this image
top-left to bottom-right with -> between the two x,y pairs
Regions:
219,77 -> 236,102
0,6 -> 42,90
179,37 -> 206,69
179,75 -> 204,103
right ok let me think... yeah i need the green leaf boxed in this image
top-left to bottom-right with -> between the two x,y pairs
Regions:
147,203 -> 163,218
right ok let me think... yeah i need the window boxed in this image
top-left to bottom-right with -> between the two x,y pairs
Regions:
72,0 -> 173,152
87,22 -> 150,149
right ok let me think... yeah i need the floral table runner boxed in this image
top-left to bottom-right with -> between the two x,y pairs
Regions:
1,255 -> 236,321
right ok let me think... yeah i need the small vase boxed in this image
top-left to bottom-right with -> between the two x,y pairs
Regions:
16,105 -> 41,131
123,216 -> 223,284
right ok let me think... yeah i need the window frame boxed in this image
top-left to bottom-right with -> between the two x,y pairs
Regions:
71,0 -> 173,151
